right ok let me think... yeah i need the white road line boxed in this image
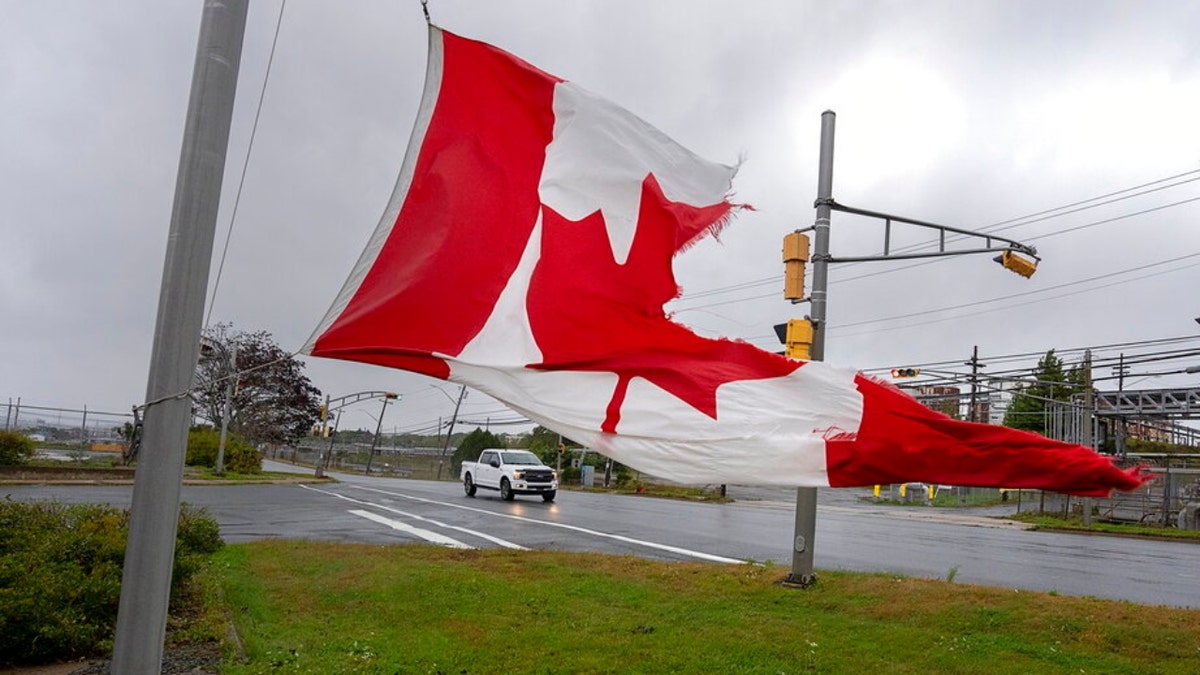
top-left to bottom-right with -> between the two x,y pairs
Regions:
300,484 -> 528,550
348,509 -> 472,549
350,485 -> 747,565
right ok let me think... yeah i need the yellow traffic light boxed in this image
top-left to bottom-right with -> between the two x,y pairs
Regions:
783,232 -> 810,300
784,319 -> 813,360
995,250 -> 1037,278
319,404 -> 328,421
890,368 -> 920,378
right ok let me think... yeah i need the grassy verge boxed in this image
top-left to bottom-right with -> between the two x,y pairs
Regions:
204,541 -> 1200,674
1008,512 -> 1200,542
188,467 -> 330,483
569,482 -> 731,502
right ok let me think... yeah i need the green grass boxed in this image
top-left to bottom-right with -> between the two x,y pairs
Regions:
571,482 -> 731,502
204,541 -> 1200,674
188,467 -> 328,482
1008,512 -> 1200,542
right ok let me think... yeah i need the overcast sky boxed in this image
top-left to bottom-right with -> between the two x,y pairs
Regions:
3,1 -> 1199,436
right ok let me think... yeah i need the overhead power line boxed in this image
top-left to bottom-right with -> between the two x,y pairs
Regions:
671,168 -> 1200,308
830,251 -> 1200,333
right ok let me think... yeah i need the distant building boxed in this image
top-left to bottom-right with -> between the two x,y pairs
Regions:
916,386 -> 962,420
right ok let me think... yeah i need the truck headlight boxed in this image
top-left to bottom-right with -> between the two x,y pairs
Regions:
512,471 -> 524,480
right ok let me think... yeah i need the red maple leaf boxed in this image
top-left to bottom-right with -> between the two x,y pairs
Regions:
527,174 -> 802,433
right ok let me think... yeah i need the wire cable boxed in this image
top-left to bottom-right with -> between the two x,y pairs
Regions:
204,0 -> 288,328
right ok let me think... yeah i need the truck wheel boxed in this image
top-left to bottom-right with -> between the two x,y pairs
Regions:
542,490 -> 556,503
500,477 -> 515,501
463,474 -> 477,497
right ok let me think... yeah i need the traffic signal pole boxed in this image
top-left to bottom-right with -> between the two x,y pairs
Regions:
781,112 -> 1042,588
785,110 -> 835,587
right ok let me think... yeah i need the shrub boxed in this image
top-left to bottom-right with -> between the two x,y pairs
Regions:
187,426 -> 262,474
0,430 -> 35,466
0,500 -> 223,667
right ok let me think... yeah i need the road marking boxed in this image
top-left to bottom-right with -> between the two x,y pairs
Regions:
300,484 -> 528,550
348,509 -> 472,549
350,485 -> 747,565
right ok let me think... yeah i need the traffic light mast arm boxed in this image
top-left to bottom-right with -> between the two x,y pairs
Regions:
812,199 -> 1039,264
325,390 -> 400,413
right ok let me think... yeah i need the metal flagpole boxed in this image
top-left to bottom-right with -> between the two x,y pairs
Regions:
111,1 -> 247,671
786,110 -> 835,587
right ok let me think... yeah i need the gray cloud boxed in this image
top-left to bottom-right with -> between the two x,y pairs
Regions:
3,0 -> 1198,434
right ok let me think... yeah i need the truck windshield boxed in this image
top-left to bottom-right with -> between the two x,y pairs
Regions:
501,451 -> 543,466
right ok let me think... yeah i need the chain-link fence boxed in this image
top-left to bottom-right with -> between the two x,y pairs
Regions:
266,442 -> 456,481
3,400 -> 134,454
1013,454 -> 1200,527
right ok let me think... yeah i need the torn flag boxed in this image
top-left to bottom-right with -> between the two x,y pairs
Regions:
303,26 -> 1146,497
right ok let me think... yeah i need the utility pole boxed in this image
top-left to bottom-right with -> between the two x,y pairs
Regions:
112,2 -> 247,672
966,346 -> 986,423
1081,350 -> 1095,526
215,341 -> 237,475
437,385 -> 467,480
785,110 -> 835,587
7,397 -> 20,431
323,411 -> 341,474
1114,353 -> 1128,458
364,395 -> 391,475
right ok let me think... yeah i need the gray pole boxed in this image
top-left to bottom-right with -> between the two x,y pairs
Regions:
215,341 -> 237,475
786,110 -> 835,587
968,346 -> 980,422
1081,350 -> 1094,526
111,2 -> 246,672
365,396 -> 390,475
324,412 -> 341,474
437,385 -> 467,480
316,394 -> 331,478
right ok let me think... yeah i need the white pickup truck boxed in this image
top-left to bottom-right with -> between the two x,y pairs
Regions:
461,449 -> 558,502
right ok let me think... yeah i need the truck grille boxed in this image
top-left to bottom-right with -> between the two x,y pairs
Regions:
524,469 -> 554,483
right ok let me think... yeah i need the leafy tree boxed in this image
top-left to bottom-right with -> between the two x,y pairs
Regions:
1002,350 -> 1085,436
450,427 -> 505,476
521,425 -> 581,464
0,430 -> 36,466
186,425 -> 262,474
193,324 -> 322,446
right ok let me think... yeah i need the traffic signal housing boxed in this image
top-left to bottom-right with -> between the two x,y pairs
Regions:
994,250 -> 1037,278
783,318 -> 813,360
890,367 -> 920,378
783,231 -> 810,300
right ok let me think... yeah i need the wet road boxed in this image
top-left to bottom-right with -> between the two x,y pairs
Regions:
6,462 -> 1198,608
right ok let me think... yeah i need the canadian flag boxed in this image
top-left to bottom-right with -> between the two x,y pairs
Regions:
304,27 -> 1146,497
